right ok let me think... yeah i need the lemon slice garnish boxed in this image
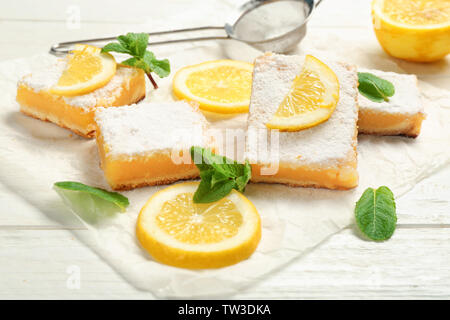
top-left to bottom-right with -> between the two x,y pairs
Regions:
172,60 -> 253,114
266,55 -> 339,131
50,44 -> 116,96
136,182 -> 261,269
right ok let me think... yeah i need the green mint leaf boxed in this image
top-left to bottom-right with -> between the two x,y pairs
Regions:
190,146 -> 252,203
211,170 -> 231,188
358,72 -> 395,103
54,181 -> 129,210
194,178 -> 236,204
235,160 -> 252,192
117,33 -> 148,57
355,186 -> 397,241
117,35 -> 132,50
130,32 -> 149,57
146,55 -> 171,78
101,43 -> 130,54
190,146 -> 213,172
121,57 -> 150,73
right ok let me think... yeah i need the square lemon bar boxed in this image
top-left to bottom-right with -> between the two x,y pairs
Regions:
246,53 -> 359,190
357,69 -> 425,137
16,58 -> 145,138
95,101 -> 211,190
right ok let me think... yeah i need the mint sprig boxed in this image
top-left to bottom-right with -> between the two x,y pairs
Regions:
102,32 -> 170,89
355,186 -> 397,241
358,72 -> 395,102
190,146 -> 252,203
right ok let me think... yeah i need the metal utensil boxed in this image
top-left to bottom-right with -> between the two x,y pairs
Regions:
50,0 -> 322,56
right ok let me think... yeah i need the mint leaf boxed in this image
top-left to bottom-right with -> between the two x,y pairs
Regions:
116,33 -> 148,57
358,72 -> 395,102
191,146 -> 212,171
190,146 -> 252,203
235,162 -> 251,192
130,33 -> 149,57
121,57 -> 149,73
194,176 -> 235,203
102,32 -> 170,89
54,181 -> 129,210
355,186 -> 397,241
211,170 -> 230,188
144,51 -> 170,78
117,35 -> 132,51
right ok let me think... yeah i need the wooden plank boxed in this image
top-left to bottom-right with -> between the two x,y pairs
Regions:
1,228 -> 450,299
1,0 -> 373,27
396,165 -> 450,225
240,227 -> 450,299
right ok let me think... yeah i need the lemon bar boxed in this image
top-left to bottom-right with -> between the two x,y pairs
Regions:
94,101 -> 210,190
246,53 -> 359,190
16,58 -> 145,138
358,69 -> 425,137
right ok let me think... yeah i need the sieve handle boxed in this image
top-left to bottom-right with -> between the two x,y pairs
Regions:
50,26 -> 229,56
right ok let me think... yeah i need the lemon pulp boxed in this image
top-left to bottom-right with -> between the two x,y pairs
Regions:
172,60 -> 253,114
275,69 -> 326,118
266,55 -> 339,131
383,0 -> 450,26
186,66 -> 252,105
57,46 -> 103,86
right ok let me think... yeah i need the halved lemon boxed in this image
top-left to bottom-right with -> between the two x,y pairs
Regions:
172,60 -> 253,114
266,55 -> 339,132
50,44 -> 116,96
372,0 -> 450,62
136,182 -> 261,269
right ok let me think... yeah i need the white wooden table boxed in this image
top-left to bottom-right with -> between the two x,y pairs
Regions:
1,0 -> 450,299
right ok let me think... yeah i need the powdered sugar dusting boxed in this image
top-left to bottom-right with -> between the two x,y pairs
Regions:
95,101 -> 210,158
18,57 -> 139,110
358,68 -> 423,115
246,52 -> 358,167
18,57 -> 65,92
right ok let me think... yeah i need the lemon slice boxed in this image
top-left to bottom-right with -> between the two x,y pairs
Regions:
372,0 -> 450,62
50,44 -> 116,96
136,182 -> 261,269
172,60 -> 253,114
266,55 -> 339,132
